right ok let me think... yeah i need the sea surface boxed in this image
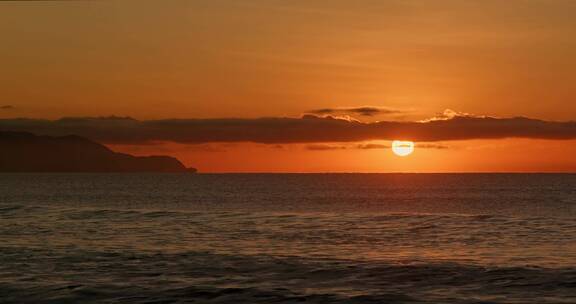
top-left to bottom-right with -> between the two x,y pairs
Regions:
0,173 -> 575,303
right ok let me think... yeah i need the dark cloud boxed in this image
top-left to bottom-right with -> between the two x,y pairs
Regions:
306,143 -> 447,151
308,106 -> 406,117
307,143 -> 390,151
306,144 -> 348,151
416,143 -> 450,150
356,143 -> 390,150
0,112 -> 575,145
1,105 -> 14,110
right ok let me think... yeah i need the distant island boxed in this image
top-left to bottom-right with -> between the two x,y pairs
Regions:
0,131 -> 197,173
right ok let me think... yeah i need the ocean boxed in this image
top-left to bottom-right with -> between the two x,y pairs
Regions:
0,173 -> 575,303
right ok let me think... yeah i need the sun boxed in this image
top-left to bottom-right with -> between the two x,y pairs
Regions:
392,140 -> 415,157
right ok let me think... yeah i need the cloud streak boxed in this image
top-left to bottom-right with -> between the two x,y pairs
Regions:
306,143 -> 391,151
306,144 -> 349,151
307,106 -> 407,117
0,111 -> 575,145
305,143 -> 449,151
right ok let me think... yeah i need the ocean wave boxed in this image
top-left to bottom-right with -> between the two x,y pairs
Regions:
0,249 -> 575,304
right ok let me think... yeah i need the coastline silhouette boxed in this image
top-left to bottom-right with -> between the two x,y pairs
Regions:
0,131 -> 196,173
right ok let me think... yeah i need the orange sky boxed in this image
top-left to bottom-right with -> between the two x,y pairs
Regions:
107,139 -> 576,173
1,1 -> 576,172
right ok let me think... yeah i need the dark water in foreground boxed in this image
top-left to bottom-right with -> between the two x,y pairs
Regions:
0,173 -> 575,303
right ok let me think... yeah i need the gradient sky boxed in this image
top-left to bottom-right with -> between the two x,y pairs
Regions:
1,0 -> 576,172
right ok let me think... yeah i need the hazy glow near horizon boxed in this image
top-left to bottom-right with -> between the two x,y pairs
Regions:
392,141 -> 415,157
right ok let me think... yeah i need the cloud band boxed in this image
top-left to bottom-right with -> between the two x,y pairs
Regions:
0,113 -> 575,145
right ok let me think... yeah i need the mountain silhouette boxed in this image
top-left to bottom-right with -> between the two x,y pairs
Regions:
0,131 -> 197,173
